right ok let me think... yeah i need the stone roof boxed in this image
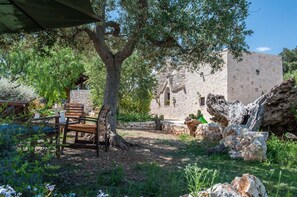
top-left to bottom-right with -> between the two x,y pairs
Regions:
154,67 -> 186,98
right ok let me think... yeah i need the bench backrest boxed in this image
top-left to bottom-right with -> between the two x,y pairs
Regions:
64,103 -> 85,118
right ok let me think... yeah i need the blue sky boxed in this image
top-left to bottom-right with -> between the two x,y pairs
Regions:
246,1 -> 297,55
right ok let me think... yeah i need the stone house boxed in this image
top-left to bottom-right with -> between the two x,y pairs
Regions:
150,50 -> 283,120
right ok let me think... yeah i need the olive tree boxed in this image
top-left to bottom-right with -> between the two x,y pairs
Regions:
80,0 -> 252,147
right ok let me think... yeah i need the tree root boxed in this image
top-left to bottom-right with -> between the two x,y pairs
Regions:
109,132 -> 139,150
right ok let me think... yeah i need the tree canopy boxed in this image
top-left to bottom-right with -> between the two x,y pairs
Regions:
0,0 -> 253,147
281,47 -> 297,81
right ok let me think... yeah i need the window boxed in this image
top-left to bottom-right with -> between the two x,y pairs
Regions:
256,69 -> 260,75
200,97 -> 205,106
164,87 -> 170,106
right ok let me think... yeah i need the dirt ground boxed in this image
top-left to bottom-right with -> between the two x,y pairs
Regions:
51,129 -> 187,185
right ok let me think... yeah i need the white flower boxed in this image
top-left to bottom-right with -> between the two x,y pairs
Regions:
33,187 -> 37,192
97,190 -> 108,197
27,186 -> 31,190
45,184 -> 55,192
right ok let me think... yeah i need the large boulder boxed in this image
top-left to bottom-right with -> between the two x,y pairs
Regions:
231,174 -> 268,197
206,79 -> 297,136
182,174 -> 267,197
221,127 -> 268,161
200,183 -> 241,197
195,123 -> 223,142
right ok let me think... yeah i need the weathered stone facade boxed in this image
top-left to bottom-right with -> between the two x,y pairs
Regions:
150,51 -> 283,120
70,90 -> 93,113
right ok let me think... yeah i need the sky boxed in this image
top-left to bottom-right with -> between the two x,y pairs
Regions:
246,0 -> 297,55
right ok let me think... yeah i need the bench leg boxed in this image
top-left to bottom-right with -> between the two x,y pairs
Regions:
96,133 -> 99,157
55,132 -> 60,158
61,129 -> 67,154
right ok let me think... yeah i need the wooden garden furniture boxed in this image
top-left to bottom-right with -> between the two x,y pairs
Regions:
62,105 -> 110,157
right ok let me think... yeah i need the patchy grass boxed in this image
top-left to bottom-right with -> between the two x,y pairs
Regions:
47,130 -> 296,197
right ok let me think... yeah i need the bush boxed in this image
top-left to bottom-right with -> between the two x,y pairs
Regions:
0,78 -> 37,102
267,134 -> 297,168
117,112 -> 153,122
0,116 -> 56,196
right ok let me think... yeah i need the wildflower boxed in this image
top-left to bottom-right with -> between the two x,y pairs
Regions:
27,186 -> 31,190
45,184 -> 55,192
97,190 -> 108,197
68,192 -> 76,197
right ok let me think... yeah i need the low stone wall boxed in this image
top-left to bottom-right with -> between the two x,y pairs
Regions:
162,121 -> 189,135
117,120 -> 190,135
117,121 -> 156,130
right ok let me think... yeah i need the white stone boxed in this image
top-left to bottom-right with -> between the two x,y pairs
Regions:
195,123 -> 223,142
221,131 -> 268,161
182,174 -> 267,197
231,174 -> 268,197
199,183 -> 241,197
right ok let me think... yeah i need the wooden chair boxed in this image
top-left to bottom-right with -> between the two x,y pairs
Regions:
64,103 -> 85,137
62,105 -> 110,157
64,103 -> 85,119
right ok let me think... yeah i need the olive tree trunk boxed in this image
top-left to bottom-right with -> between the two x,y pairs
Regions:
83,22 -> 138,149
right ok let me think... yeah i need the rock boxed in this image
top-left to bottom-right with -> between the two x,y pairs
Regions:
206,79 -> 297,136
195,123 -> 223,142
222,124 -> 247,138
184,119 -> 201,136
231,174 -> 268,197
221,130 -> 268,161
202,183 -> 241,197
206,94 -> 247,127
181,174 -> 267,197
284,132 -> 297,140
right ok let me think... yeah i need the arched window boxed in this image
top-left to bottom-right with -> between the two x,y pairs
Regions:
164,87 -> 170,106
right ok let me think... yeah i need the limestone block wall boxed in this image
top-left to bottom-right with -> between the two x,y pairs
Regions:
150,51 -> 283,120
70,90 -> 93,113
227,52 -> 283,104
150,52 -> 228,120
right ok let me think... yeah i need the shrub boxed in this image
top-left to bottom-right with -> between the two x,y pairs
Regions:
0,116 -> 56,196
184,164 -> 218,196
267,134 -> 297,168
117,112 -> 153,122
0,78 -> 37,102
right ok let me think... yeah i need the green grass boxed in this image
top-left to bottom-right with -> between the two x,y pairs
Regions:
51,138 -> 296,196
15,132 -> 291,196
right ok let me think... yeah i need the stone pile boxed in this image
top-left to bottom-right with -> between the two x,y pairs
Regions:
193,123 -> 268,161
182,174 -> 268,197
221,125 -> 268,161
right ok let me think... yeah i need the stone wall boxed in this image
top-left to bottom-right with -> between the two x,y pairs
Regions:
117,121 -> 190,135
150,50 -> 283,120
227,52 -> 283,104
150,52 -> 228,121
117,121 -> 156,130
70,90 -> 93,113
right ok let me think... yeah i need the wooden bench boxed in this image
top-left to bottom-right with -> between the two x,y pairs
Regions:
64,103 -> 85,119
62,105 -> 110,157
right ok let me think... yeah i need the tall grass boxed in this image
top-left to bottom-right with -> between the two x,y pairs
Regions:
267,134 -> 297,168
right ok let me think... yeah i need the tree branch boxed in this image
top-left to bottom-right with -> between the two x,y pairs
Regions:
116,0 -> 148,62
81,27 -> 113,64
105,21 -> 121,37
